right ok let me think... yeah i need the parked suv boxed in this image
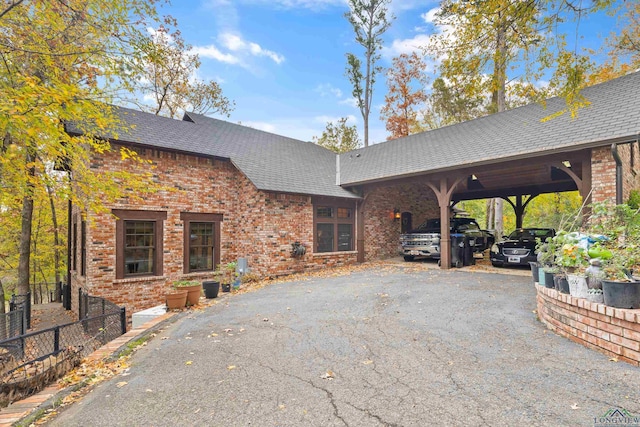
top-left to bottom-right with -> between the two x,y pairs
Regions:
400,217 -> 494,262
490,228 -> 555,267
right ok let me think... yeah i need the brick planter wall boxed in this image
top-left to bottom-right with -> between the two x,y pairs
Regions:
536,284 -> 640,366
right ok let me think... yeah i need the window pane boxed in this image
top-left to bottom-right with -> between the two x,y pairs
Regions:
317,223 -> 334,253
317,207 -> 333,218
338,224 -> 353,251
124,220 -> 155,276
337,208 -> 352,219
189,222 -> 214,271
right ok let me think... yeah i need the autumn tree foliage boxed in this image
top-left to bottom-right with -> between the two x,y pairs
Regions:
381,53 -> 428,141
313,118 -> 361,154
345,0 -> 393,147
0,0 -> 170,295
124,27 -> 234,119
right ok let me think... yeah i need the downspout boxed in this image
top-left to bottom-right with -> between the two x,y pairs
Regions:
611,143 -> 623,205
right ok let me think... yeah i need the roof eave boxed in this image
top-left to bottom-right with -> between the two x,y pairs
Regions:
340,133 -> 640,187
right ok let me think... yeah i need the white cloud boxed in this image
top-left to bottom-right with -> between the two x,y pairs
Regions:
421,7 -> 439,24
218,32 -> 285,64
192,45 -> 241,65
242,121 -> 278,133
315,83 -> 343,98
339,97 -> 359,108
191,32 -> 285,68
384,33 -> 432,57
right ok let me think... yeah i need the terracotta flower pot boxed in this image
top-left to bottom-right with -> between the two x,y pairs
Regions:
179,284 -> 202,306
166,290 -> 188,310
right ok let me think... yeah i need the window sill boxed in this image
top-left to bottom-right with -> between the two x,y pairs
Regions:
312,251 -> 358,257
114,275 -> 166,284
182,271 -> 219,279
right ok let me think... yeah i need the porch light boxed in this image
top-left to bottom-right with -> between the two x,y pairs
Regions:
393,209 -> 401,221
562,160 -> 571,168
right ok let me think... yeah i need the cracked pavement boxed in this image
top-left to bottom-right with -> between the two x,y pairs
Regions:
47,265 -> 640,426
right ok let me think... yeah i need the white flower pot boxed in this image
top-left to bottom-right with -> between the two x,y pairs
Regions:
567,274 -> 588,298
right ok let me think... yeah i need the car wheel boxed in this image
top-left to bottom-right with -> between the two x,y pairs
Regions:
454,260 -> 462,268
403,255 -> 415,262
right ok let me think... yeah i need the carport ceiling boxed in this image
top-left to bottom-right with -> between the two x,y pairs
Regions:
452,154 -> 582,201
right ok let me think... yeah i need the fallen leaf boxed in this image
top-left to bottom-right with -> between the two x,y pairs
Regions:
185,336 -> 192,340
263,318 -> 269,322
609,357 -> 619,362
240,328 -> 245,332
227,365 -> 236,370
571,403 -> 579,410
145,389 -> 153,393
186,361 -> 193,366
211,333 -> 218,337
161,337 -> 169,340
362,360 -> 373,365
321,370 -> 334,380
224,328 -> 233,333
116,381 -> 127,388
279,404 -> 286,410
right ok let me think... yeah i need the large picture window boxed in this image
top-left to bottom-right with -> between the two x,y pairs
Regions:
113,210 -> 166,279
314,199 -> 355,253
181,212 -> 222,273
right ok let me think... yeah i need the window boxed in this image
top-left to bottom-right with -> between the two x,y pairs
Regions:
181,212 -> 222,273
113,210 -> 166,279
314,199 -> 355,253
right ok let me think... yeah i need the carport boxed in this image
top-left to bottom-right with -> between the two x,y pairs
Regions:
339,72 -> 640,269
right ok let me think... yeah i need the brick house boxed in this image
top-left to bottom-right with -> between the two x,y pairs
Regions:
68,71 -> 640,320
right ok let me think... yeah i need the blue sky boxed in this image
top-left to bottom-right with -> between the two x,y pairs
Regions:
157,0 -> 619,145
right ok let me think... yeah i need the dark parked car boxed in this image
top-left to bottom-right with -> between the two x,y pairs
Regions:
490,228 -> 555,267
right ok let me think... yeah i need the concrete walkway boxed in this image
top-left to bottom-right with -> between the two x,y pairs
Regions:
41,265 -> 639,426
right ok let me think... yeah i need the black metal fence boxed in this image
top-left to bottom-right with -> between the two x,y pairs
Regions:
0,291 -> 126,407
0,310 -> 26,341
9,293 -> 31,330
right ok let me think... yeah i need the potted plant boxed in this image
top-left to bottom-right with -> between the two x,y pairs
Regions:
554,231 -> 589,297
165,289 -> 188,310
173,280 -> 202,306
589,202 -> 640,309
202,280 -> 220,298
535,237 -> 557,288
219,261 -> 238,293
586,288 -> 604,304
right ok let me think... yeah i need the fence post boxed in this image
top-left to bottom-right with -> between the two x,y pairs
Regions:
54,326 -> 60,354
120,307 -> 127,335
20,309 -> 26,336
25,292 -> 31,329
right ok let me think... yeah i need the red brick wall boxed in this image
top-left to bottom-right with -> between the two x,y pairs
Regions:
536,285 -> 640,366
362,183 -> 439,260
71,144 -> 357,321
591,143 -> 640,204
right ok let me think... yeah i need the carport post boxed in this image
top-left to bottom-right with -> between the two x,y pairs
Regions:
427,176 -> 464,270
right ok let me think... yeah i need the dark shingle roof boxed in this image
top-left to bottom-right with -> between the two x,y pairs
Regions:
102,108 -> 359,199
339,71 -> 640,186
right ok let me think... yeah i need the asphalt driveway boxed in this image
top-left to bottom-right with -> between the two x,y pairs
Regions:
47,264 -> 639,426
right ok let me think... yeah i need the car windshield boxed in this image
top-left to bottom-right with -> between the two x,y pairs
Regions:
508,229 -> 553,240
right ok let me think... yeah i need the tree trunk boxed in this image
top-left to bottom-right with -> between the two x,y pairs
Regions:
17,150 -> 35,296
47,184 -> 61,302
490,18 -> 508,238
